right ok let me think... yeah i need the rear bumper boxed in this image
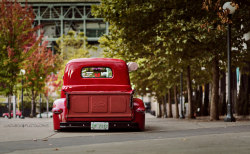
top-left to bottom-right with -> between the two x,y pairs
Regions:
60,121 -> 138,129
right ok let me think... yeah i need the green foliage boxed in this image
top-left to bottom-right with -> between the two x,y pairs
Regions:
93,0 -> 250,100
93,0 -> 203,97
56,31 -> 91,61
54,31 -> 93,94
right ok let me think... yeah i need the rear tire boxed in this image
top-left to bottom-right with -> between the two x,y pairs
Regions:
136,114 -> 145,131
4,115 -> 8,118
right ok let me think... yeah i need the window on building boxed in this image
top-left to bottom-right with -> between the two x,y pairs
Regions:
86,21 -> 106,38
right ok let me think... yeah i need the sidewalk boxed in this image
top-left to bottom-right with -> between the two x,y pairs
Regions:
0,117 -> 54,142
146,115 -> 250,133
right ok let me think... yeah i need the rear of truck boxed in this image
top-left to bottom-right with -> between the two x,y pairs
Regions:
52,58 -> 145,131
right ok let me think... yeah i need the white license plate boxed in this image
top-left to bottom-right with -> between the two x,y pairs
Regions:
91,122 -> 109,130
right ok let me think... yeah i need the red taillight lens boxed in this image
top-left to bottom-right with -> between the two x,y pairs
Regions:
52,108 -> 63,114
136,107 -> 145,113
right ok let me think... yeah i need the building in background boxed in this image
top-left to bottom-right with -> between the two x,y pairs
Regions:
19,0 -> 107,55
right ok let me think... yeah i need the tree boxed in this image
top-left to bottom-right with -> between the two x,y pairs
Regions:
174,86 -> 179,118
56,31 -> 91,62
44,73 -> 62,115
167,89 -> 173,118
22,41 -> 60,117
93,0 -> 209,119
233,0 -> 250,116
93,0 -> 250,120
0,0 -> 40,118
202,0 -> 250,120
44,74 -> 62,100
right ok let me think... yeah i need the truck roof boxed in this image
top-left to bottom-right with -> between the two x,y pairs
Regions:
63,58 -> 131,90
67,58 -> 126,64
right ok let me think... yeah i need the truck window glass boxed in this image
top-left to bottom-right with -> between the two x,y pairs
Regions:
81,67 -> 113,78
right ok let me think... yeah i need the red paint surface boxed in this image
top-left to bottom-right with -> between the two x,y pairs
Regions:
53,58 -> 145,131
67,93 -> 132,118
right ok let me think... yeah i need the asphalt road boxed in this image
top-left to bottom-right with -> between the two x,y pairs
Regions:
0,114 -> 250,154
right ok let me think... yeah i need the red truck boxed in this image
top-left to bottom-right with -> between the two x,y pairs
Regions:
52,58 -> 145,131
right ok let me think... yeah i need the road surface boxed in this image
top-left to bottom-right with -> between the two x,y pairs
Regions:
0,114 -> 250,154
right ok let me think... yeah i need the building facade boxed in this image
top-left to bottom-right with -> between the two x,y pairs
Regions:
19,0 -> 107,49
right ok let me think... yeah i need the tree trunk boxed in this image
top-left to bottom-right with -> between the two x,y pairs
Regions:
30,90 -> 35,118
168,89 -> 173,118
186,65 -> 194,119
157,98 -> 162,118
219,72 -> 226,115
8,94 -> 12,119
47,96 -> 49,118
174,86 -> 179,118
237,73 -> 249,115
210,57 -> 219,120
196,86 -> 203,116
162,96 -> 167,118
232,70 -> 237,114
202,83 -> 210,116
34,97 -> 37,116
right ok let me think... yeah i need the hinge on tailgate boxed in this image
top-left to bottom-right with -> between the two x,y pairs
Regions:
66,93 -> 70,109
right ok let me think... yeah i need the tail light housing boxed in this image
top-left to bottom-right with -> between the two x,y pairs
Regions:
52,108 -> 63,114
136,107 -> 145,113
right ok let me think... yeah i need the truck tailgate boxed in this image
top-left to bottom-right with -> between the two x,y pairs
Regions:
66,91 -> 133,119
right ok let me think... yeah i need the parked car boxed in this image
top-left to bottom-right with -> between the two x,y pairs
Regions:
2,111 -> 22,118
52,58 -> 145,131
36,112 -> 53,118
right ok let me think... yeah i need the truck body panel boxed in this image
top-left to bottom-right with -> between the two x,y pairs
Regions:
52,58 -> 145,131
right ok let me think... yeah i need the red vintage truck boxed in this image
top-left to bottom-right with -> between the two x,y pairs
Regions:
52,58 -> 145,131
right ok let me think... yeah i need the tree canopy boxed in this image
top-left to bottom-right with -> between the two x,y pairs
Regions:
93,0 -> 250,119
0,0 -> 40,96
53,31 -> 92,95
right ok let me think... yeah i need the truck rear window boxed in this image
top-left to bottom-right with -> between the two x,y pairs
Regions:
81,67 -> 113,78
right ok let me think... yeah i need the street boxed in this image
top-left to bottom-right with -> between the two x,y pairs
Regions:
0,114 -> 250,154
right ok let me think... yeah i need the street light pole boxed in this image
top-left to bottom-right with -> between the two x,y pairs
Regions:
21,76 -> 24,119
223,2 -> 236,122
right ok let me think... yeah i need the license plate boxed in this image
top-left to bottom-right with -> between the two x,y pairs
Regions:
91,122 -> 109,130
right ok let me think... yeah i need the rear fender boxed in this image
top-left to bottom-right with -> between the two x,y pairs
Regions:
133,98 -> 145,113
133,98 -> 145,131
52,98 -> 66,130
